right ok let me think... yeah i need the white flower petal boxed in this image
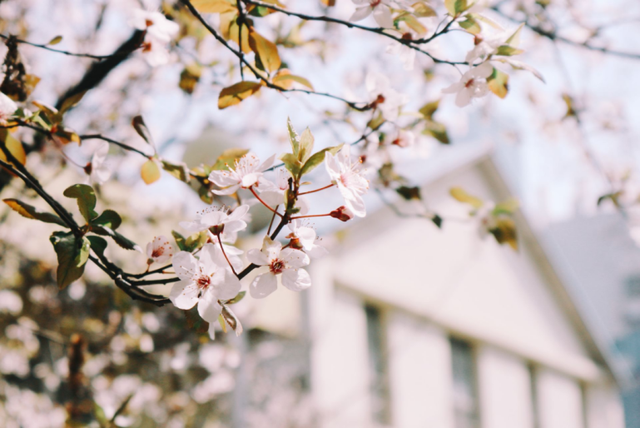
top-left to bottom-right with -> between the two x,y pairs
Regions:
172,252 -> 200,281
250,273 -> 278,299
350,6 -> 372,22
373,5 -> 394,28
169,280 -> 199,310
247,249 -> 269,266
197,290 -> 222,323
281,248 -> 310,269
281,268 -> 311,292
216,272 -> 242,301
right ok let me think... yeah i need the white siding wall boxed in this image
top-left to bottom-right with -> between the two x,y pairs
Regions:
387,312 -> 454,428
585,382 -> 625,428
477,346 -> 534,428
537,369 -> 584,428
310,287 -> 371,428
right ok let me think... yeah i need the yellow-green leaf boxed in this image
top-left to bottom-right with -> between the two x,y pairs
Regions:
459,15 -> 481,35
273,73 -> 314,90
396,12 -> 427,36
505,23 -> 525,47
495,45 -> 524,56
48,35 -> 63,45
298,128 -> 314,163
248,29 -> 281,73
445,0 -> 468,16
141,159 -> 161,184
3,198 -> 67,227
212,148 -> 250,170
450,187 -> 483,208
412,2 -> 437,17
218,81 -> 262,109
191,0 -> 236,13
487,67 -> 509,99
0,129 -> 26,165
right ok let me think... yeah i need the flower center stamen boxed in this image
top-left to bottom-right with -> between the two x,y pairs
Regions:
270,259 -> 285,274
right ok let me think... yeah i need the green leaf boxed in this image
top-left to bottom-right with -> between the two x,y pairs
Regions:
367,111 -> 385,131
91,225 -> 140,251
396,186 -> 421,201
431,214 -> 443,228
63,184 -> 98,222
445,0 -> 468,15
141,159 -> 161,185
487,67 -> 509,99
49,231 -> 87,289
459,15 -> 481,35
3,198 -> 67,227
422,121 -> 450,144
218,81 -> 262,109
412,1 -> 437,17
287,117 -> 300,157
298,128 -> 314,163
450,187 -> 483,208
225,290 -> 246,305
131,115 -> 155,149
172,230 -> 187,251
489,217 -> 518,251
299,144 -> 343,177
419,100 -> 440,120
87,236 -> 108,258
58,90 -> 87,118
91,209 -> 122,230
493,199 -> 519,216
280,152 -> 302,178
495,45 -> 524,56
161,159 -> 190,182
184,231 -> 208,253
504,23 -> 525,47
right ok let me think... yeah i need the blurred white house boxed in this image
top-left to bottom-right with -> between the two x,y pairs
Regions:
246,148 -> 624,428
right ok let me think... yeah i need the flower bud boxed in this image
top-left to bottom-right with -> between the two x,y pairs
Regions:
330,206 -> 355,222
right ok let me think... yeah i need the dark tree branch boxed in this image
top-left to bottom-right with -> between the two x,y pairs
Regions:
0,33 -> 132,60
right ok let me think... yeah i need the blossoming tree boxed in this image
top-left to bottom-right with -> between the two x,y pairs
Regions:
0,0 -> 638,424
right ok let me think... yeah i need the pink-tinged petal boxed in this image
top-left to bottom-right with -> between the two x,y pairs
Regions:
281,268 -> 311,292
146,241 -> 154,258
228,204 -> 250,221
216,272 -> 242,301
197,289 -> 222,323
262,238 -> 282,261
212,184 -> 240,196
345,194 -> 366,217
200,211 -> 226,228
372,5 -> 393,28
258,154 -> 277,172
247,249 -> 269,266
208,170 -> 238,188
172,252 -> 200,281
179,220 -> 206,233
169,280 -> 199,310
305,243 -> 329,259
474,61 -> 494,78
198,244 -> 224,275
224,220 -> 247,235
350,6 -> 372,22
324,152 -> 341,181
455,88 -> 472,107
259,190 -> 285,207
207,322 -> 216,340
281,248 -> 310,269
441,81 -> 464,94
250,273 -> 278,299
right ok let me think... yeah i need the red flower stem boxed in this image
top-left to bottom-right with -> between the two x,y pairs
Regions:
298,183 -> 335,195
215,234 -> 238,277
290,213 -> 332,220
267,205 -> 280,235
250,186 -> 284,218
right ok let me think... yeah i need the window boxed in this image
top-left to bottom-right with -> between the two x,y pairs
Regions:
450,337 -> 480,428
365,304 -> 391,425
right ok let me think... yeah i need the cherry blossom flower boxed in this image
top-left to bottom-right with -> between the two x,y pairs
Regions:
209,152 -> 276,195
386,40 -> 416,71
146,235 -> 174,265
85,141 -> 112,185
129,9 -> 179,66
246,238 -> 311,299
170,244 -> 241,339
441,61 -> 493,107
259,168 -> 309,214
286,220 -> 328,258
391,130 -> 416,148
179,205 -> 250,243
325,145 -> 369,217
350,0 -> 395,28
366,72 -> 408,121
0,92 -> 17,125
